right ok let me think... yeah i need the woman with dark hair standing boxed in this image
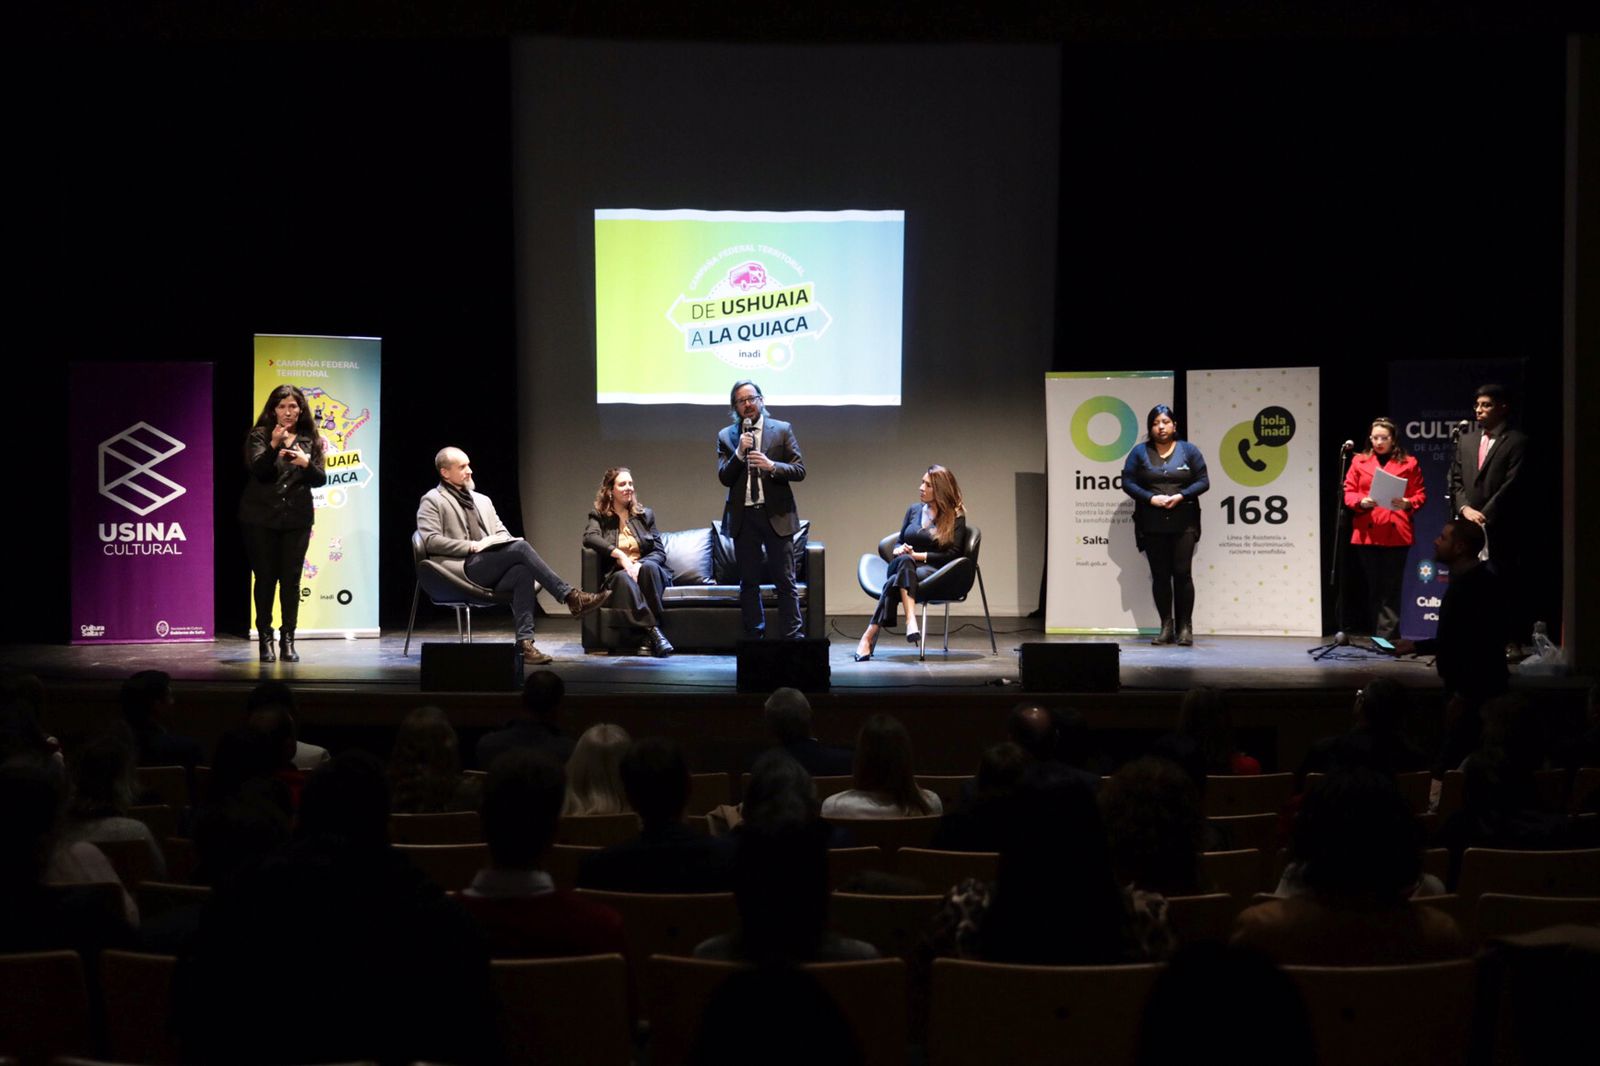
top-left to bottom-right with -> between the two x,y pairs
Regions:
1342,417 -> 1425,638
240,385 -> 325,663
583,466 -> 675,658
1122,405 -> 1209,646
854,465 -> 968,661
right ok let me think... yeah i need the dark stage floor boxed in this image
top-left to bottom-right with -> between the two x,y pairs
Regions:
3,615 -> 1463,695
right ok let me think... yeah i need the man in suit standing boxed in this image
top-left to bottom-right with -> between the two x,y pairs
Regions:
717,381 -> 806,639
1446,383 -> 1529,655
417,447 -> 608,665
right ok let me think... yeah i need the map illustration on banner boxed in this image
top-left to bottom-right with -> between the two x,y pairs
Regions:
252,335 -> 381,638
1189,368 -> 1322,637
594,209 -> 904,405
1044,371 -> 1175,634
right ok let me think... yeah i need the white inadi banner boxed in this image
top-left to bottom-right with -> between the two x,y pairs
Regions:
1045,371 -> 1175,634
1188,367 -> 1322,636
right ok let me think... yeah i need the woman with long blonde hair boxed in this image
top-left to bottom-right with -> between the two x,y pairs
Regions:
855,465 -> 968,661
563,723 -> 632,816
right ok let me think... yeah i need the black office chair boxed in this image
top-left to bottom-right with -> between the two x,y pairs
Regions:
857,524 -> 996,660
403,529 -> 518,655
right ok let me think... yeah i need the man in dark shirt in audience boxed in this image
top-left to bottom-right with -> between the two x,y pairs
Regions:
753,687 -> 853,776
475,670 -> 576,771
459,748 -> 625,956
121,669 -> 204,771
1297,678 -> 1428,783
1008,702 -> 1101,792
579,737 -> 736,892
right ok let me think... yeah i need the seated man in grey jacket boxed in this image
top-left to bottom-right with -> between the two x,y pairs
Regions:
417,447 -> 609,664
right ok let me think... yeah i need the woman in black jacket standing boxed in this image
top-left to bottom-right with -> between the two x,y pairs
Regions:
240,385 -> 325,663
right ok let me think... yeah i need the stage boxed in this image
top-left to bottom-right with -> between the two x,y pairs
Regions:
4,616 -> 1455,694
8,616 -> 1584,777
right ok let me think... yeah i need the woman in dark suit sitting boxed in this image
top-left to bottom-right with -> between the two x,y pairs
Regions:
854,465 -> 967,661
583,467 -> 675,657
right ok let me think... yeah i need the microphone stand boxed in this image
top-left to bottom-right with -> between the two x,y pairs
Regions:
1311,441 -> 1357,657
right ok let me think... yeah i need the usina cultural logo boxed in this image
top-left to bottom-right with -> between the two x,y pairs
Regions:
664,249 -> 834,372
99,422 -> 186,516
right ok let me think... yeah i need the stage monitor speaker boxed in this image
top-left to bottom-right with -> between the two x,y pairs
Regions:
736,638 -> 831,693
1019,642 -> 1119,693
420,642 -> 524,692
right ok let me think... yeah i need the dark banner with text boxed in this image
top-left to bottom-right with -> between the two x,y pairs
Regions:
1387,358 -> 1524,639
70,362 -> 214,643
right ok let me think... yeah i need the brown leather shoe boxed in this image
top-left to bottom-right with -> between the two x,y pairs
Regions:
564,588 -> 612,618
519,640 -> 554,665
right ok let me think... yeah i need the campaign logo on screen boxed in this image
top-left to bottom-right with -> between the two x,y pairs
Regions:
666,251 -> 834,373
98,422 -> 187,516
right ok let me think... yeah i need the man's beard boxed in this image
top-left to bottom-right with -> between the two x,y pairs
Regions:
462,477 -> 475,492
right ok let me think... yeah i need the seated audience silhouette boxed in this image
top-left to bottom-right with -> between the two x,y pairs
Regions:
475,669 -> 575,770
821,714 -> 942,818
1099,756 -> 1206,897
1233,767 -> 1465,964
563,722 -> 633,816
578,737 -> 736,892
388,704 -> 481,813
753,686 -> 854,776
459,748 -> 625,957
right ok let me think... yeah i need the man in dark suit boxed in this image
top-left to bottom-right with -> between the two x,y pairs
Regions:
1396,518 -> 1511,773
717,380 -> 806,638
577,737 -> 735,893
1446,383 -> 1528,651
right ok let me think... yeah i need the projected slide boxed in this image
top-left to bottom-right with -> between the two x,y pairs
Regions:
594,209 -> 905,405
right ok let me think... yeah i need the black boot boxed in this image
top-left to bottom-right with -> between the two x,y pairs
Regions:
279,631 -> 300,663
1152,620 -> 1174,645
1176,622 -> 1194,647
647,626 -> 675,658
258,632 -> 277,663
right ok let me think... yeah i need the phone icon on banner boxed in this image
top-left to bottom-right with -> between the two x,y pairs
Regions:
1238,437 -> 1269,473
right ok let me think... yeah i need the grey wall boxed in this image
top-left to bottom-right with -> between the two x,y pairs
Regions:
511,39 -> 1060,621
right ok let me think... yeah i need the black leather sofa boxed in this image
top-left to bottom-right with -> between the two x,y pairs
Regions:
580,521 -> 825,652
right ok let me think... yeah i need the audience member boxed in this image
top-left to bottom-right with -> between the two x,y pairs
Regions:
688,965 -> 863,1066
475,669 -> 575,770
1137,943 -> 1315,1066
203,727 -> 290,818
245,704 -> 310,812
821,714 -> 941,818
1152,686 -> 1261,784
1232,768 -> 1465,964
176,751 -> 497,1065
925,765 -> 1174,965
1005,701 -> 1099,792
578,737 -> 735,892
931,741 -> 1030,853
388,705 -> 481,813
1,757 -> 136,957
459,749 -> 625,958
563,722 -> 633,816
17,746 -> 140,926
62,722 -> 167,881
1297,678 -> 1428,783
696,816 -> 877,963
0,682 -> 62,771
754,686 -> 853,776
245,679 -> 331,770
1098,756 -> 1205,897
120,669 -> 203,771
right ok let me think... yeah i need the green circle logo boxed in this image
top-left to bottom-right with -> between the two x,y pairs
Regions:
1219,419 -> 1289,486
1071,396 -> 1139,462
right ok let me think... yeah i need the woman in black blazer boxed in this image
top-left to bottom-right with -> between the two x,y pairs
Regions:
583,467 -> 675,657
239,385 -> 326,664
855,465 -> 968,661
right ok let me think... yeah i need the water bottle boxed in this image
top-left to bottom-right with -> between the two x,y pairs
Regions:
1531,621 -> 1558,663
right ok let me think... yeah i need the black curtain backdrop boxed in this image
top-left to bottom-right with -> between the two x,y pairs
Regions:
18,34 -> 1565,645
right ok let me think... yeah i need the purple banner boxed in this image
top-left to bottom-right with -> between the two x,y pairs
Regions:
70,362 -> 214,643
1387,358 -> 1523,639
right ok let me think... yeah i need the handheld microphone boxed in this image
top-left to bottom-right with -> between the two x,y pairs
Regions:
1340,440 -> 1355,454
1453,419 -> 1471,435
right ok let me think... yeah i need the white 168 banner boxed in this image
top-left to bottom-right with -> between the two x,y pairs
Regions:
1188,367 -> 1322,636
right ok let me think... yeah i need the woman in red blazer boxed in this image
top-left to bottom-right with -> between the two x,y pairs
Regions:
1343,417 -> 1426,638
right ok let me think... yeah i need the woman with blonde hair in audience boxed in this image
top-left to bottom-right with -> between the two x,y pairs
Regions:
63,722 -> 168,882
388,706 -> 481,814
563,723 -> 633,816
820,714 -> 941,817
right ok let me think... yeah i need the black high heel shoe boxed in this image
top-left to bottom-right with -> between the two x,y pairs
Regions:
853,632 -> 878,662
